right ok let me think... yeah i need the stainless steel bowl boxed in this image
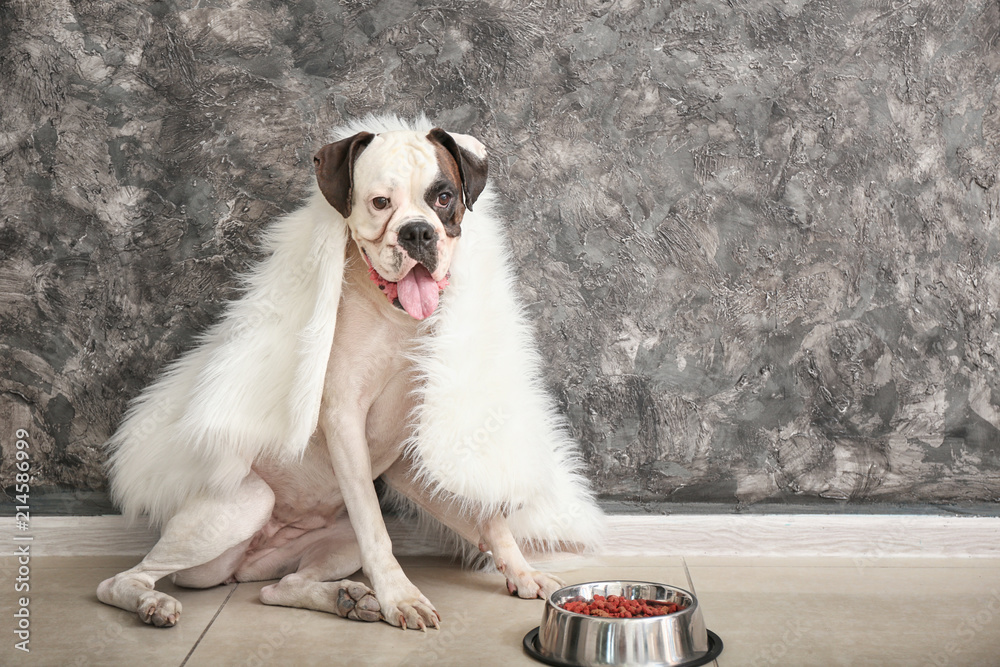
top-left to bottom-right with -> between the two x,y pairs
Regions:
523,581 -> 722,667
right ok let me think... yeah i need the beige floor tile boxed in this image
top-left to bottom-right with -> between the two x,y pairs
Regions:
550,554 -> 689,571
689,560 -> 1000,667
184,555 -> 691,667
185,570 -> 530,667
0,556 -> 234,667
547,554 -> 692,587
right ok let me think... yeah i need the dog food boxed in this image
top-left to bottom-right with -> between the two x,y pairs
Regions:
560,594 -> 685,618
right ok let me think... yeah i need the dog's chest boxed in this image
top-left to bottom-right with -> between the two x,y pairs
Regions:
254,280 -> 423,519
324,276 -> 423,416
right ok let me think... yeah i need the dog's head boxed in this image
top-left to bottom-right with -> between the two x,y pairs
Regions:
313,128 -> 488,320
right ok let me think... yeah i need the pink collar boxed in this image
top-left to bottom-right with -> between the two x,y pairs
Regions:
361,250 -> 450,309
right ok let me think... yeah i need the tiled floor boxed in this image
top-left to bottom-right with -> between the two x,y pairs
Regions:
2,553 -> 999,666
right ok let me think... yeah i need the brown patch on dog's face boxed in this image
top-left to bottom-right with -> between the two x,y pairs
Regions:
426,128 -> 488,214
426,142 -> 466,238
347,132 -> 456,285
342,129 -> 488,302
314,132 -> 375,218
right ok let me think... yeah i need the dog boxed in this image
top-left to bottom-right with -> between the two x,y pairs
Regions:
97,116 -> 603,631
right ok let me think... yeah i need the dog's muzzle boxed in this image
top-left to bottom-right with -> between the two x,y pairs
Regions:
397,219 -> 438,274
361,247 -> 450,322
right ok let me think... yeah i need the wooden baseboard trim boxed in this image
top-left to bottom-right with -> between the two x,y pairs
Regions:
3,514 -> 998,558
599,514 -> 1000,558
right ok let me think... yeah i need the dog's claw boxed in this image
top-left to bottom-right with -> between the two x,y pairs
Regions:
382,592 -> 440,630
136,591 -> 182,628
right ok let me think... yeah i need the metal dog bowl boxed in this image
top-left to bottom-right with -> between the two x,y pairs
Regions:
523,581 -> 723,667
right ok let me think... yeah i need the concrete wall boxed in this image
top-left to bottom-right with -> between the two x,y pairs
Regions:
2,0 -> 999,513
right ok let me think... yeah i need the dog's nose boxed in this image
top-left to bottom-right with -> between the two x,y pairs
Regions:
397,219 -> 438,272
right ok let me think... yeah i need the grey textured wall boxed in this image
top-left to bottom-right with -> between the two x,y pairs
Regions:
2,0 -> 999,513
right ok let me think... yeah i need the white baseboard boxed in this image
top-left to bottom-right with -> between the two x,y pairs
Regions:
600,514 -> 1000,559
4,514 -> 999,559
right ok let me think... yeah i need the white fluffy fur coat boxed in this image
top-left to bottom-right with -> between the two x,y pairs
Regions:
105,116 -> 604,551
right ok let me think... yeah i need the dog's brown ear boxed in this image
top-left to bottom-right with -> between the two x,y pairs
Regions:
427,128 -> 488,212
314,131 -> 375,218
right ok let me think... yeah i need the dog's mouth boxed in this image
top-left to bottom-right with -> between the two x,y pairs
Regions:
362,250 -> 449,320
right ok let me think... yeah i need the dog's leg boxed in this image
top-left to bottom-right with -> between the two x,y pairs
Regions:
321,414 -> 439,630
258,523 -> 383,623
382,461 -> 564,600
478,513 -> 565,599
96,471 -> 274,627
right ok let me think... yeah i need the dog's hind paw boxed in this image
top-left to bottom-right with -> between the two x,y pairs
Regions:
259,575 -> 383,623
336,582 -> 381,622
137,591 -> 182,627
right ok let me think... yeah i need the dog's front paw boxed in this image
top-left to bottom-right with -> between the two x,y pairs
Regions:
502,567 -> 565,600
379,586 -> 440,631
137,590 -> 182,627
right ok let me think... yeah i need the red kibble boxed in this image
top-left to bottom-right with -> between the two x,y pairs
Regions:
560,595 -> 686,619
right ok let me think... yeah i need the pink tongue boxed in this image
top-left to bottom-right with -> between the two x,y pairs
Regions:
397,264 -> 440,320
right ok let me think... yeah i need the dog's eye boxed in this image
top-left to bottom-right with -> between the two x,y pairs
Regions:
372,197 -> 390,210
435,192 -> 452,207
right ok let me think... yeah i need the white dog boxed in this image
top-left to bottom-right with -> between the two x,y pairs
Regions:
97,116 -> 603,630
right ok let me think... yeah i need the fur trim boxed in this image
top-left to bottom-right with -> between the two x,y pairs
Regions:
105,115 -> 604,549
105,192 -> 348,526
404,188 -> 604,548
